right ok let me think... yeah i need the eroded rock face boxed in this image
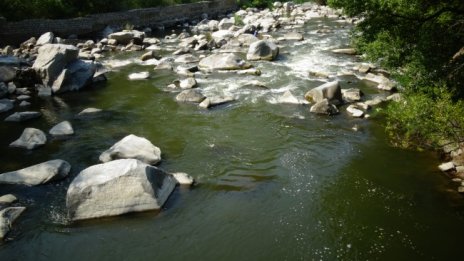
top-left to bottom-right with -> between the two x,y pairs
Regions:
52,60 -> 97,93
0,160 -> 71,186
246,40 -> 279,61
99,134 -> 162,165
66,159 -> 177,221
199,53 -> 251,71
32,44 -> 79,87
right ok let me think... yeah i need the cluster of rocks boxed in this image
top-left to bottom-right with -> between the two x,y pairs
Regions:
438,144 -> 464,193
0,1 -> 404,238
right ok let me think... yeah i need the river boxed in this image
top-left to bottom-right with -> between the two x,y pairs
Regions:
1,12 -> 464,261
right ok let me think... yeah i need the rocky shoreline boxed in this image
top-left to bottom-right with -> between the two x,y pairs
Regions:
0,1 -> 429,240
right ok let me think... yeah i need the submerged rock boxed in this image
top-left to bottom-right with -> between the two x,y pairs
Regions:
0,207 -> 26,239
199,96 -> 235,109
332,48 -> 357,55
247,40 -> 279,61
9,128 -> 47,149
4,111 -> 41,122
66,159 -> 177,221
0,99 -> 14,113
0,159 -> 70,186
99,134 -> 162,165
342,88 -> 363,103
346,105 -> 364,118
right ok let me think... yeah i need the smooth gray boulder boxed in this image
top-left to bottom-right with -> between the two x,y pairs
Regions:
176,89 -> 206,103
9,128 -> 47,149
52,60 -> 96,93
49,121 -> 74,136
236,34 -> 259,47
66,159 -> 177,221
36,32 -> 54,46
283,32 -> 304,41
305,81 -> 342,105
179,77 -> 197,89
346,105 -> 364,118
199,53 -> 251,71
0,194 -> 17,206
0,160 -> 70,186
174,54 -> 199,64
247,40 -> 279,61
0,66 -> 16,83
0,99 -> 14,113
0,207 -> 26,239
218,17 -> 235,30
32,44 -> 79,87
99,134 -> 162,165
0,82 -> 8,98
310,99 -> 339,115
4,111 -> 41,122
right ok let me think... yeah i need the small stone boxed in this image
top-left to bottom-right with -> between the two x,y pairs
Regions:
0,99 -> 14,113
16,95 -> 30,101
438,162 -> 455,172
49,121 -> 74,136
172,172 -> 194,186
128,72 -> 150,80
332,48 -> 357,55
176,89 -> 206,103
346,105 -> 364,118
458,186 -> 464,193
0,207 -> 26,239
452,178 -> 462,183
78,107 -> 102,116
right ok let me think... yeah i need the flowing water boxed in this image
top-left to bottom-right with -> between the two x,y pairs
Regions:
1,16 -> 464,261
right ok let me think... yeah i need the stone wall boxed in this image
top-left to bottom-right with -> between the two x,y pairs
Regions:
0,0 -> 237,46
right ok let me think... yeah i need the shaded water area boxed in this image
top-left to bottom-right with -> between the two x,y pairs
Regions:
1,16 -> 464,260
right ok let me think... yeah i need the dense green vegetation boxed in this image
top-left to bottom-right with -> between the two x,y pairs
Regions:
327,0 -> 464,150
0,0 -> 201,20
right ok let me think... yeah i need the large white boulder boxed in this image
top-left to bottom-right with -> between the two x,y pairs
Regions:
32,44 -> 79,87
66,159 -> 177,221
305,81 -> 342,105
9,128 -> 47,150
199,53 -> 251,71
0,160 -> 71,186
246,40 -> 279,61
36,32 -> 54,46
99,134 -> 162,165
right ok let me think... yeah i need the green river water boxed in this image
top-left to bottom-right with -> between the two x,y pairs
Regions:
1,16 -> 464,260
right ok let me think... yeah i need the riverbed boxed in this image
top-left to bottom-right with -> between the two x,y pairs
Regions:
1,10 -> 464,260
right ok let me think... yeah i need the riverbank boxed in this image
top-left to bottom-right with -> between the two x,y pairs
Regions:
1,2 -> 463,259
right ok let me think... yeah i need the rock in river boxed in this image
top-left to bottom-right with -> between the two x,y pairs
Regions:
49,121 -> 74,136
0,99 -> 14,113
199,53 -> 251,71
66,159 -> 177,221
305,81 -> 342,105
176,89 -> 206,103
4,111 -> 41,122
9,128 -> 47,149
310,99 -> 339,115
52,60 -> 97,93
247,40 -> 279,61
0,159 -> 71,186
99,134 -> 162,165
32,44 -> 79,87
0,207 -> 26,239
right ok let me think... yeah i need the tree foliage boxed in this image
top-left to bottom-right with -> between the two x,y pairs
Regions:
0,0 -> 200,20
328,0 -> 464,149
